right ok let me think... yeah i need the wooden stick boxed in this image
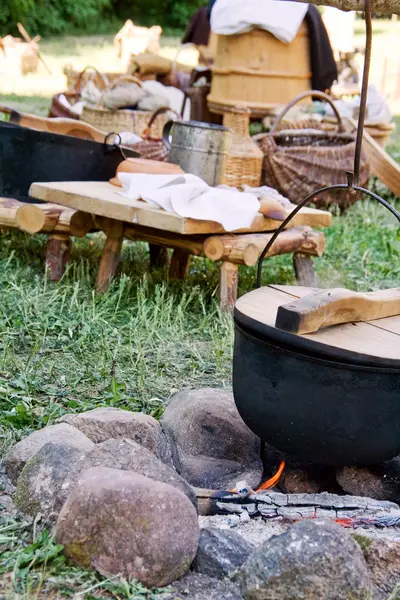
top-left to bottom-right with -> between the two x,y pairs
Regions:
169,249 -> 190,279
288,0 -> 400,15
45,234 -> 71,281
203,227 -> 325,266
95,218 -> 125,293
16,203 -> 61,233
17,23 -> 52,74
0,197 -> 22,229
0,107 -> 108,144
219,261 -> 239,311
293,253 -> 318,288
15,203 -> 79,234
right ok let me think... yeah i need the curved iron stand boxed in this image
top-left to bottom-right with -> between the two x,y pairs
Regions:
256,0 -> 400,289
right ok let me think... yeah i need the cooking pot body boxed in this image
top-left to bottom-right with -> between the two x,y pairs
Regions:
0,122 -> 138,202
233,322 -> 400,466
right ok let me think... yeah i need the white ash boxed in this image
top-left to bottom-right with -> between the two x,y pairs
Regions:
199,515 -> 288,547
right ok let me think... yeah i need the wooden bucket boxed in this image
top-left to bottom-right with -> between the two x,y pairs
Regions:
208,24 -> 311,116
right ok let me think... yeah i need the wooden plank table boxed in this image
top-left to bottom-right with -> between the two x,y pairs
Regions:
28,181 -> 332,310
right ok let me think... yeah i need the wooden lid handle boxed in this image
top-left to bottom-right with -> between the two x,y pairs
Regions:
275,287 -> 400,334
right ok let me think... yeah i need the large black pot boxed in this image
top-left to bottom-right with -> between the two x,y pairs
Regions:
0,121 -> 138,202
233,311 -> 400,466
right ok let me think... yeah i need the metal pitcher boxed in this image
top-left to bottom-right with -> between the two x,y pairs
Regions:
162,120 -> 230,187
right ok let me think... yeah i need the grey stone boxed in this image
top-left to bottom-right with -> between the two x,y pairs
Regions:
2,423 -> 94,484
57,437 -> 197,513
163,572 -> 243,600
56,467 -> 199,588
354,534 -> 400,600
161,388 -> 262,490
337,461 -> 400,503
13,442 -> 87,522
192,528 -> 253,579
0,463 -> 16,516
239,519 -> 374,600
58,407 -> 172,465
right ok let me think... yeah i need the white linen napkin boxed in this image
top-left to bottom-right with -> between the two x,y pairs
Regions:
117,173 -> 260,232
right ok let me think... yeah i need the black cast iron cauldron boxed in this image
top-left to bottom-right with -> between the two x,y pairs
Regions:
232,0 -> 400,467
0,121 -> 138,202
233,285 -> 400,466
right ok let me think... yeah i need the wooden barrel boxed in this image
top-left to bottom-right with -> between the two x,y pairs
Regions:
208,24 -> 311,116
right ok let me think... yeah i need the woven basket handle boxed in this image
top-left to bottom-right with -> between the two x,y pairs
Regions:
75,66 -> 109,92
142,106 -> 181,138
270,90 -> 345,134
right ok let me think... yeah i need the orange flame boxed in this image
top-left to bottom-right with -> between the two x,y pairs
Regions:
255,460 -> 286,492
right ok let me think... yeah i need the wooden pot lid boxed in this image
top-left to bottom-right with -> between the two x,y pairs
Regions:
234,285 -> 400,369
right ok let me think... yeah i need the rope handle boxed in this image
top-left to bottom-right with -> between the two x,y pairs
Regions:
270,90 -> 345,134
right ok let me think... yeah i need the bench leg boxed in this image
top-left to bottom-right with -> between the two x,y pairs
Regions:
149,244 -> 170,269
45,234 -> 71,281
96,220 -> 124,293
219,261 -> 238,311
169,249 -> 190,279
293,252 -> 318,287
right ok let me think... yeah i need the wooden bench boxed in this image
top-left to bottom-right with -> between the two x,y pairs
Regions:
8,181 -> 332,310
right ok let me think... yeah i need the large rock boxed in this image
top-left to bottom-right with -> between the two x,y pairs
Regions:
58,407 -> 172,465
337,461 -> 400,503
164,572 -> 243,600
13,442 -> 87,521
192,528 -> 253,579
56,467 -> 199,588
161,389 -> 262,490
57,437 -> 197,512
354,535 -> 400,600
2,424 -> 94,484
239,520 -> 374,600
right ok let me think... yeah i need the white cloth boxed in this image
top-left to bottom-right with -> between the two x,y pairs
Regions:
117,173 -> 261,231
325,85 -> 392,125
142,80 -> 190,120
210,0 -> 308,43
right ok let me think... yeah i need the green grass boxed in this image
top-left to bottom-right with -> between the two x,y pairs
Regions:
1,24 -> 400,600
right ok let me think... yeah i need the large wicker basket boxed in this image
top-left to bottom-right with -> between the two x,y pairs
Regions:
222,107 -> 263,188
81,75 -> 170,137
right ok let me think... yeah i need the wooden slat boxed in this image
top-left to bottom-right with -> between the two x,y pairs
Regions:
347,118 -> 400,198
29,181 -> 332,235
236,285 -> 400,362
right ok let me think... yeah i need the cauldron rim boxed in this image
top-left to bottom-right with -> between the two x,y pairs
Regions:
234,307 -> 400,372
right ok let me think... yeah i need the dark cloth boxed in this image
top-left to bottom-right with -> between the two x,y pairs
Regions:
305,5 -> 338,92
182,6 -> 211,46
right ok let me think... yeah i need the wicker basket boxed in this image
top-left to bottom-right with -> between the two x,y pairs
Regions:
81,75 -> 170,137
222,107 -> 263,188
